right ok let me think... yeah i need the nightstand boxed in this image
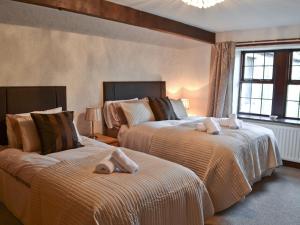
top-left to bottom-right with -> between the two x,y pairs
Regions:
95,133 -> 119,147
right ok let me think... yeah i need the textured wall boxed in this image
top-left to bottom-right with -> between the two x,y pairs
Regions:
217,24 -> 300,42
0,20 -> 211,134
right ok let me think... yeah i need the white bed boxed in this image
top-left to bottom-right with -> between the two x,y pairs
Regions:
0,137 -> 106,224
118,116 -> 282,212
0,136 -> 214,225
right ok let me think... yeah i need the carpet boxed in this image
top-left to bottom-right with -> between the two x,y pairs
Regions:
1,167 -> 299,225
206,167 -> 300,225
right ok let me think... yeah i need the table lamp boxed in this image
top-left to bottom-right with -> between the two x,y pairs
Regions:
85,107 -> 100,139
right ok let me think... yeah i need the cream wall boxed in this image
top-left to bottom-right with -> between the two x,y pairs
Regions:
0,2 -> 211,135
217,24 -> 300,42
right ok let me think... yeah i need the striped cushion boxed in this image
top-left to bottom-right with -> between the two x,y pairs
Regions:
148,97 -> 179,121
120,100 -> 155,127
5,107 -> 62,149
31,111 -> 83,155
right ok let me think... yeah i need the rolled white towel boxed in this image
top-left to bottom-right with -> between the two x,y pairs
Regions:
112,148 -> 139,173
94,156 -> 115,174
196,123 -> 207,132
203,117 -> 220,135
219,114 -> 243,129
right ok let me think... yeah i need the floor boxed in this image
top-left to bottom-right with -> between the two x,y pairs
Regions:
206,167 -> 300,225
1,167 -> 299,225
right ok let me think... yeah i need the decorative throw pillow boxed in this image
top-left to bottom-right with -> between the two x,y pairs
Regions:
6,107 -> 62,149
170,99 -> 188,119
31,111 -> 83,155
6,114 -> 24,149
148,97 -> 179,121
16,116 -> 41,153
120,100 -> 155,127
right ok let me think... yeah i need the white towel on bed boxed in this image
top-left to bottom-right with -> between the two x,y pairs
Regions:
196,123 -> 207,132
219,114 -> 243,129
112,148 -> 139,173
94,156 -> 115,174
203,117 -> 220,135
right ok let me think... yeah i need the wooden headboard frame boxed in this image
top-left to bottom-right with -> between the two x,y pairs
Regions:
103,81 -> 166,101
102,81 -> 166,137
0,86 -> 66,145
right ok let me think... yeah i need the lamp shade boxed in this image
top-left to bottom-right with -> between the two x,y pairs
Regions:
85,107 -> 101,121
181,98 -> 190,110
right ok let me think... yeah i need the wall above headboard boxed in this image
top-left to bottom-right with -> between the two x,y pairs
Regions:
0,86 -> 66,145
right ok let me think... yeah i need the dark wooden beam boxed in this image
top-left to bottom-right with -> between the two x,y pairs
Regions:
11,0 -> 215,44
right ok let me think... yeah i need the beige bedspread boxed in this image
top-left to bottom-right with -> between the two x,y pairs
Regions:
120,120 -> 282,212
28,147 -> 214,225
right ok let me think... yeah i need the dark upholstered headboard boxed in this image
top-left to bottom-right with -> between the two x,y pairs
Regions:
102,81 -> 166,137
0,86 -> 66,145
103,81 -> 166,101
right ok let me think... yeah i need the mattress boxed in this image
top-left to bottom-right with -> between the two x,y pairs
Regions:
0,136 -> 214,225
0,169 -> 30,224
118,117 -> 282,212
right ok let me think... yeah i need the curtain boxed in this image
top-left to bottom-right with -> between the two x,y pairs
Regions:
207,42 -> 236,117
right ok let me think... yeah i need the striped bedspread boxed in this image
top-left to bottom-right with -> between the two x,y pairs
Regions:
146,122 -> 282,212
28,148 -> 214,225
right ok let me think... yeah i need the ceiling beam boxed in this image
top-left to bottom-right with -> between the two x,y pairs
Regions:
11,0 -> 215,44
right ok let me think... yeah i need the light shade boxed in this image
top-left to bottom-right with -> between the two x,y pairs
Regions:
181,98 -> 190,110
182,0 -> 224,9
85,107 -> 101,121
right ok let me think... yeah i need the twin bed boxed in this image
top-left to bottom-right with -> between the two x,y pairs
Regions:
103,81 -> 282,212
0,83 -> 282,225
0,86 -> 213,225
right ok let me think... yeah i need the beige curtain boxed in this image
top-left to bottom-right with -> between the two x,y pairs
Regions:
207,42 -> 236,117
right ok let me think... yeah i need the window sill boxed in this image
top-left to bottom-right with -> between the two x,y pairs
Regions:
238,114 -> 300,127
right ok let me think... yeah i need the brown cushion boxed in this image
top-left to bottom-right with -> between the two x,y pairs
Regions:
148,97 -> 179,121
31,111 -> 83,155
5,107 -> 62,149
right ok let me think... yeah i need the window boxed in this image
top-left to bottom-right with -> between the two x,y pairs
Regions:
286,51 -> 300,119
238,49 -> 300,120
239,51 -> 274,116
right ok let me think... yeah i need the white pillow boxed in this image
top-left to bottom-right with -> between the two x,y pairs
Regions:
170,99 -> 188,119
120,101 -> 155,127
103,98 -> 138,129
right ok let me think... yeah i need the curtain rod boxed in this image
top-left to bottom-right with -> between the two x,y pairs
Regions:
236,38 -> 300,47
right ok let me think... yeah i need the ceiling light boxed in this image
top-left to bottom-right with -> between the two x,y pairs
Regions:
182,0 -> 224,9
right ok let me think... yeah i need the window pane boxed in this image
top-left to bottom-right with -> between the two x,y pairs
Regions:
262,84 -> 273,99
291,66 -> 300,80
244,67 -> 253,79
265,52 -> 274,65
264,66 -> 273,79
287,85 -> 300,101
261,100 -> 272,115
241,83 -> 251,98
240,98 -> 250,113
254,53 -> 264,66
292,51 -> 300,65
251,83 -> 262,98
253,66 -> 264,79
245,53 -> 254,66
250,99 -> 261,114
286,101 -> 299,118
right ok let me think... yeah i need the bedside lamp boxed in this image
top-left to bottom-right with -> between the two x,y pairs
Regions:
85,107 -> 100,139
181,98 -> 190,110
